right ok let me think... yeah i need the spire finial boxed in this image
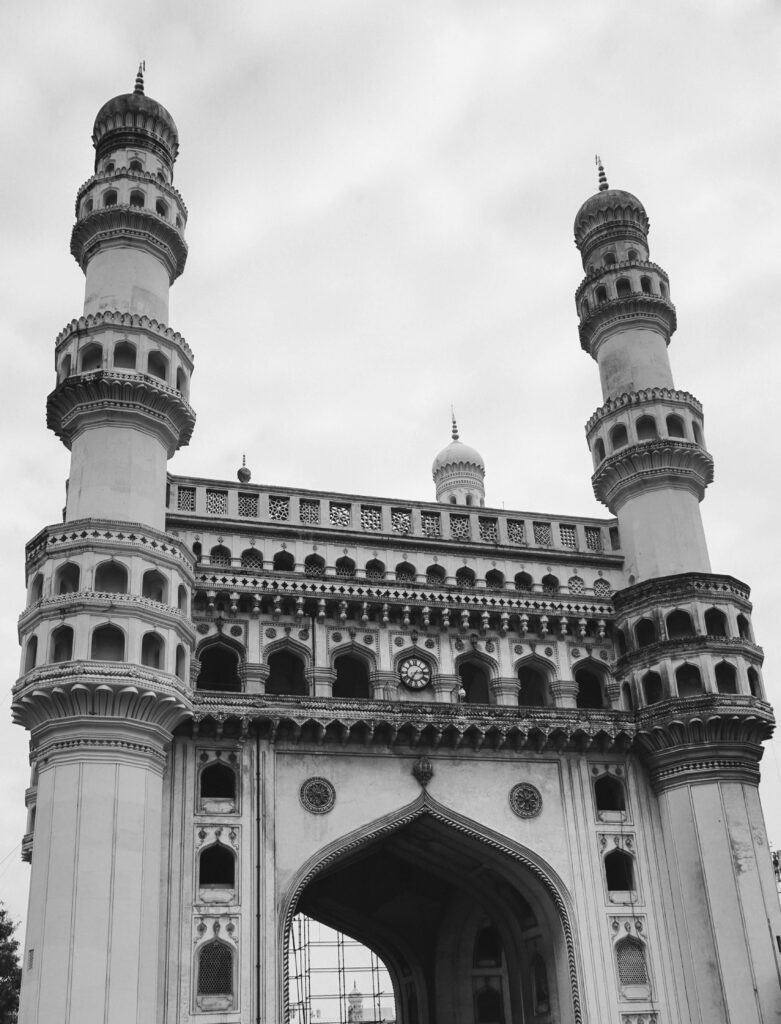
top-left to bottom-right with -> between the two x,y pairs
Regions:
134,61 -> 146,96
451,407 -> 459,441
595,154 -> 609,192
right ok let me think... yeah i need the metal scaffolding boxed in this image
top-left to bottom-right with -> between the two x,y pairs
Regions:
289,914 -> 396,1023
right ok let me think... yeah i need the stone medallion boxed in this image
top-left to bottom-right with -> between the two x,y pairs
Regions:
299,777 -> 336,815
509,782 -> 543,819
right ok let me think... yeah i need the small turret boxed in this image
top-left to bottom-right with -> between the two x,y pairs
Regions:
432,414 -> 485,507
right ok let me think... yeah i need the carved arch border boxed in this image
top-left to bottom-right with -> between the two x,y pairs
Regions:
278,791 -> 583,1024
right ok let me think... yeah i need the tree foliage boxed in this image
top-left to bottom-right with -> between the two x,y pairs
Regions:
0,904 -> 21,1023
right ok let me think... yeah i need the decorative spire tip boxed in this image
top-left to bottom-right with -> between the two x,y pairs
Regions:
451,407 -> 459,441
134,61 -> 146,96
595,154 -> 609,192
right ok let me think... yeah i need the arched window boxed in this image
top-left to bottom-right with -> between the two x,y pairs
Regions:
395,561 -> 416,583
29,574 -> 43,604
594,578 -> 612,599
365,559 -> 386,580
636,416 -> 657,441
103,189 -> 117,207
197,644 -> 241,692
704,608 -> 727,636
459,661 -> 491,704
485,569 -> 504,589
456,566 -> 476,588
426,564 -> 446,586
91,624 -> 125,661
210,545 -> 231,567
51,625 -> 74,662
715,661 -> 737,694
473,925 -> 502,967
595,775 -> 626,813
175,644 -> 186,680
197,940 -> 233,1001
81,198 -> 93,217
142,569 -> 167,603
627,249 -> 638,261
155,199 -> 169,218
175,214 -> 183,229
642,671 -> 664,705
80,343 -> 102,372
104,162 -> 115,174
141,632 -> 164,669
580,299 -> 589,317
514,571 -> 532,592
333,654 -> 371,699
692,421 -> 703,444
640,275 -> 652,294
59,353 -> 72,381
594,438 -> 606,462
94,560 -> 128,594
178,585 -> 188,614
616,936 -> 648,989
200,762 -> 236,807
575,668 -> 604,709
659,280 -> 668,298
147,350 -> 168,381
666,609 -> 694,638
199,844 -> 235,889
622,681 -> 634,710
595,285 -> 608,304
129,159 -> 143,172
176,367 -> 188,395
748,667 -> 761,698
666,414 -> 685,438
635,618 -> 656,648
610,424 -> 629,450
24,636 -> 38,673
568,575 -> 585,594
616,277 -> 631,297
273,550 -> 295,572
736,614 -> 752,641
605,849 -> 634,891
518,664 -> 548,707
304,554 -> 324,577
335,556 -> 356,579
531,954 -> 550,1015
675,663 -> 703,697
113,341 -> 136,369
615,628 -> 627,656
266,650 -> 307,696
541,573 -> 559,595
192,541 -> 202,559
604,253 -> 616,266
240,548 -> 263,571
129,189 -> 145,208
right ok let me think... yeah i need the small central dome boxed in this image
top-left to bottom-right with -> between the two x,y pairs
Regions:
432,438 -> 485,475
92,67 -> 180,170
432,415 -> 486,506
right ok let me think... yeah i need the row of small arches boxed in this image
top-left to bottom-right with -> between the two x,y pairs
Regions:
30,562 -> 188,610
581,275 -> 667,315
593,413 -> 702,462
618,607 -> 752,652
24,624 -> 187,679
202,546 -> 611,596
633,662 -> 761,703
58,341 -> 188,392
103,158 -> 167,182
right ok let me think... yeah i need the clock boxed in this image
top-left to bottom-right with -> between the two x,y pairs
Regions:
399,656 -> 431,690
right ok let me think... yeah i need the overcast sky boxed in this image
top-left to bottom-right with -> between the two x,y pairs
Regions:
2,0 -> 780,935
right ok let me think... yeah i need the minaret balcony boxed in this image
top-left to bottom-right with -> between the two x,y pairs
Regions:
578,293 -> 677,354
75,167 -> 188,224
574,258 -> 670,302
591,438 -> 714,509
71,202 -> 188,282
18,590 -> 195,641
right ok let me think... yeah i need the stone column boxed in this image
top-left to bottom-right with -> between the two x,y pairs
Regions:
550,679 -> 578,708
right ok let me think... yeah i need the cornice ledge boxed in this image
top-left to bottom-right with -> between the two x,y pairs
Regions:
591,440 -> 713,507
25,518 -> 196,572
579,295 -> 677,353
612,571 -> 751,611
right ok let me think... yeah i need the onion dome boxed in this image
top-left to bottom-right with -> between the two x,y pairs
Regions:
237,454 -> 251,483
432,414 -> 486,506
574,158 -> 649,261
92,64 -> 179,171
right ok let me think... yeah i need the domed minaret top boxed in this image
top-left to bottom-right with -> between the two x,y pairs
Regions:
573,157 -> 650,266
432,413 -> 486,507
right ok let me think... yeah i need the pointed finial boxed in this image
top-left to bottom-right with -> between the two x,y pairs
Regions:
134,61 -> 146,96
451,407 -> 459,441
595,154 -> 609,192
237,453 -> 251,484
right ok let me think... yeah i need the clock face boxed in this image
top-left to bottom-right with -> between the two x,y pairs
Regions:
399,656 -> 431,690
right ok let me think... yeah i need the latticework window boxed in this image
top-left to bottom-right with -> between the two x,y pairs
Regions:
361,506 -> 382,531
268,496 -> 289,522
593,578 -> 612,598
568,576 -> 585,594
330,503 -> 351,527
237,492 -> 258,518
421,512 -> 441,538
205,490 -> 227,515
210,546 -> 231,567
479,518 -> 498,543
177,486 -> 196,512
197,940 -> 233,996
450,514 -> 470,540
585,526 -> 603,551
560,524 -> 577,548
616,937 -> 648,987
507,519 -> 525,544
299,499 -> 320,525
335,559 -> 356,579
533,522 -> 552,547
391,509 -> 411,534
241,549 -> 263,570
304,558 -> 325,577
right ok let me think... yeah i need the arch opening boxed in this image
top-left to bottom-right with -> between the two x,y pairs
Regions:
196,643 -> 242,692
266,649 -> 308,696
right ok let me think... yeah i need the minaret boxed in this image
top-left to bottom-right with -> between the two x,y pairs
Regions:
14,71 -> 195,1024
432,413 -> 486,506
575,164 -> 781,1023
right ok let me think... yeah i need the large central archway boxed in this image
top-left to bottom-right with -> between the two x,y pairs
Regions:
282,796 -> 581,1024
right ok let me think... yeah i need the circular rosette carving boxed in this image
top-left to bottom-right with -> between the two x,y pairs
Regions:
509,782 -> 543,819
299,777 -> 336,815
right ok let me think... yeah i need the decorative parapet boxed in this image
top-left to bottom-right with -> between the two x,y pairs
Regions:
579,294 -> 677,354
25,519 -> 196,575
585,388 -> 703,434
612,572 -> 752,615
70,205 -> 188,281
47,370 -> 196,454
616,635 -> 763,674
75,168 -> 189,218
55,310 -> 193,362
591,439 -> 714,510
18,590 -> 196,640
574,259 -> 669,301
